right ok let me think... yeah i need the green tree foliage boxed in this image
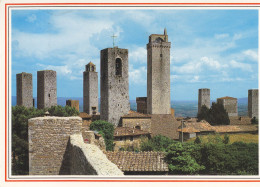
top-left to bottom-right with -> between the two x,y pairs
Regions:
194,136 -> 202,144
89,120 -> 114,151
140,135 -> 176,152
12,105 -> 80,175
48,105 -> 79,116
197,102 -> 230,125
165,142 -> 205,175
223,134 -> 230,144
251,117 -> 258,125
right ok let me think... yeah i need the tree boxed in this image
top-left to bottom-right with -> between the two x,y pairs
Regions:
197,102 -> 230,125
89,120 -> 114,151
223,134 -> 230,144
194,136 -> 202,144
140,135 -> 176,152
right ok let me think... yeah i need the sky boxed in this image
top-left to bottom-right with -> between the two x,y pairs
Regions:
11,9 -> 258,101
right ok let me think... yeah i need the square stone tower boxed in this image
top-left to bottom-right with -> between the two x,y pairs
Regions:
83,62 -> 99,115
147,28 -> 171,114
100,47 -> 130,126
198,88 -> 210,113
66,100 -> 80,112
16,72 -> 33,108
136,97 -> 147,114
37,70 -> 57,109
248,89 -> 258,119
217,96 -> 238,117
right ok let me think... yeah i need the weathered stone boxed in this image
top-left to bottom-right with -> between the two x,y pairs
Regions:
248,89 -> 258,119
66,100 -> 79,112
198,88 -> 210,113
16,72 -> 33,108
217,96 -> 238,117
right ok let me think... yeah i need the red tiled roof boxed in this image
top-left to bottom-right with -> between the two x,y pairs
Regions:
122,111 -> 151,118
104,151 -> 168,172
114,127 -> 150,137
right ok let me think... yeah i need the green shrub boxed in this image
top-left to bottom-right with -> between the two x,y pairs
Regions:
89,120 -> 114,151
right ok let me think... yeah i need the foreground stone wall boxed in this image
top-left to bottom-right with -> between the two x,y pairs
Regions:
28,116 -> 82,175
70,134 -> 123,175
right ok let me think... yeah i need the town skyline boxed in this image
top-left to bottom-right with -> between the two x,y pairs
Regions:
11,9 -> 258,100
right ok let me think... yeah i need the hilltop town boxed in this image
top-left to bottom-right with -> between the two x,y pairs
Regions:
14,29 -> 258,175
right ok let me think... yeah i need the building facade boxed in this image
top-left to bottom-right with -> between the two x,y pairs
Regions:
147,29 -> 171,114
83,62 -> 99,115
217,96 -> 238,117
37,70 -> 57,109
16,72 -> 33,108
100,47 -> 130,126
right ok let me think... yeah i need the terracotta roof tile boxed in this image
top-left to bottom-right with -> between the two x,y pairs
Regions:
114,127 -> 150,137
122,111 -> 151,118
104,151 -> 168,172
79,112 -> 91,118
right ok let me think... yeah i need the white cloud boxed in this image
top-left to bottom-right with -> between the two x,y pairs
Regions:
129,47 -> 147,64
243,49 -> 258,62
129,65 -> 147,85
229,60 -> 252,72
37,63 -> 72,75
214,33 -> 229,39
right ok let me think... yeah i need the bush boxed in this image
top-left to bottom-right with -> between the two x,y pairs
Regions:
89,120 -> 114,151
48,105 -> 79,116
251,117 -> 258,125
140,135 -> 176,152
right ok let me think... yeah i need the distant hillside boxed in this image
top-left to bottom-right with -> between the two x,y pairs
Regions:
12,96 -> 248,117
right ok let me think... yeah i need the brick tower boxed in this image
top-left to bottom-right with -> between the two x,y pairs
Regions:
83,62 -> 99,115
37,70 -> 57,109
16,72 -> 33,108
198,88 -> 210,113
100,47 -> 130,126
147,28 -> 171,114
248,89 -> 258,119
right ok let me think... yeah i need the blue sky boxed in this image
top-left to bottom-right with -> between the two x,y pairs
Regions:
11,9 -> 258,101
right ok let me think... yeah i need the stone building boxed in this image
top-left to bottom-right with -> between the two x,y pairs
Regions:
37,70 -> 57,109
217,96 -> 238,117
100,47 -> 130,126
248,89 -> 258,119
198,88 -> 210,113
16,72 -> 33,108
66,100 -> 79,112
147,28 -> 171,114
83,62 -> 99,115
136,97 -> 147,114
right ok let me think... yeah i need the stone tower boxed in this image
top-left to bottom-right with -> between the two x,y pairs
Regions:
37,70 -> 57,109
16,72 -> 33,108
217,96 -> 238,117
100,47 -> 130,126
198,88 -> 210,113
248,89 -> 258,119
83,62 -> 99,115
147,28 -> 171,114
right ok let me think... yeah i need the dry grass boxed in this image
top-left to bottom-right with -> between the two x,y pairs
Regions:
187,133 -> 258,144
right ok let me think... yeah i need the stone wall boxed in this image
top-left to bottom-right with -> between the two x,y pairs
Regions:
16,72 -> 33,108
69,134 -> 123,175
28,116 -> 82,175
100,47 -> 130,126
122,118 -> 151,133
198,88 -> 210,113
217,98 -> 238,117
248,89 -> 258,119
147,31 -> 171,115
37,70 -> 57,109
136,97 -> 147,114
114,136 -> 148,151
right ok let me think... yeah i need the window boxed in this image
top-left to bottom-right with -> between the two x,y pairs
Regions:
115,58 -> 122,76
160,54 -> 163,57
91,66 -> 95,71
48,94 -> 50,97
135,126 -> 141,130
130,136 -> 133,141
120,137 -> 123,141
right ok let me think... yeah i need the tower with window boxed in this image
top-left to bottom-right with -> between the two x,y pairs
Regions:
100,47 -> 130,126
83,62 -> 99,115
147,28 -> 171,114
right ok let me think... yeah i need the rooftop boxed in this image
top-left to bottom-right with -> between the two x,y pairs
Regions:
217,96 -> 237,100
114,127 -> 150,137
122,110 -> 151,118
104,151 -> 168,172
79,112 -> 92,119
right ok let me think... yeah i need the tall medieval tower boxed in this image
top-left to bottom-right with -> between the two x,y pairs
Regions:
37,70 -> 57,109
147,28 -> 171,114
16,72 -> 33,108
248,89 -> 258,119
83,62 -> 99,115
198,88 -> 210,113
100,47 -> 130,126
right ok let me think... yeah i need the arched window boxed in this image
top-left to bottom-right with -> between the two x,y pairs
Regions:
115,58 -> 122,76
135,126 -> 141,130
